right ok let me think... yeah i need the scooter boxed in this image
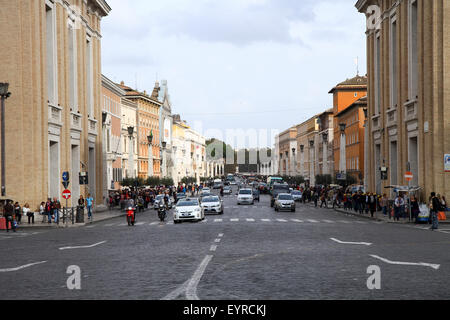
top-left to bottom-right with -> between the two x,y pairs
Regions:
126,206 -> 136,226
158,204 -> 167,222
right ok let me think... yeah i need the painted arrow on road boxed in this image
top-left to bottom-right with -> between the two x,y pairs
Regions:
330,238 -> 372,246
370,255 -> 440,270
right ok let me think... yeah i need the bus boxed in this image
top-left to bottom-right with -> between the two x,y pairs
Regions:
267,177 -> 283,189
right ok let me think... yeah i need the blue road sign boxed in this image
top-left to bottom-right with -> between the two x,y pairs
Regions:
62,171 -> 70,182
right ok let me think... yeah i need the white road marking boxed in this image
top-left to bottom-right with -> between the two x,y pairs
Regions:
261,219 -> 271,222
135,222 -> 145,226
214,219 -> 223,222
230,219 -> 239,222
370,255 -> 440,270
214,238 -> 221,243
118,223 -> 128,226
167,222 -> 174,225
185,255 -> 214,300
307,219 -> 319,223
0,261 -> 47,273
330,238 -> 372,246
323,220 -> 334,223
291,219 -> 303,223
355,221 -> 367,224
338,220 -> 351,224
149,222 -> 159,225
161,280 -> 190,300
246,218 -> 255,222
277,219 -> 288,222
218,233 -> 224,237
59,241 -> 107,251
104,223 -> 116,227
86,225 -> 95,228
210,245 -> 217,252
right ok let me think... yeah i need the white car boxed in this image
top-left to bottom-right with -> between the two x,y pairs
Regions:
274,193 -> 296,212
201,196 -> 224,215
173,199 -> 204,223
201,187 -> 211,195
291,190 -> 303,201
237,189 -> 254,205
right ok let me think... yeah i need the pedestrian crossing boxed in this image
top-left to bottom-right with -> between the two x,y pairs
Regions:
97,218 -> 371,228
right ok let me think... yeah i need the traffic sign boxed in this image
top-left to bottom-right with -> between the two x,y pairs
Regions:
62,189 -> 71,200
405,171 -> 413,182
62,181 -> 70,189
62,171 -> 70,182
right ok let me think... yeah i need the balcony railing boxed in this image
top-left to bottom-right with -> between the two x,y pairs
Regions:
403,99 -> 418,122
88,118 -> 98,135
71,112 -> 82,131
386,108 -> 397,128
48,104 -> 62,125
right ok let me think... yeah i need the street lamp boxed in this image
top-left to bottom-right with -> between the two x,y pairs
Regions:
339,123 -> 346,133
322,132 -> 328,143
309,140 -> 314,147
0,83 -> 11,197
363,108 -> 368,119
300,145 -> 304,153
127,126 -> 134,137
147,131 -> 154,177
127,126 -> 134,178
161,141 -> 167,178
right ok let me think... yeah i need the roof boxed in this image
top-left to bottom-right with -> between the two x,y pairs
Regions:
116,81 -> 161,105
328,75 -> 367,93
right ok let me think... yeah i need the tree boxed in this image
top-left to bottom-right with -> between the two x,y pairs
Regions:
315,174 -> 333,186
160,177 -> 174,186
181,176 -> 196,185
146,176 -> 160,187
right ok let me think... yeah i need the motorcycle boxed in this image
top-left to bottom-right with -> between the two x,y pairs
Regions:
126,206 -> 136,226
158,204 -> 167,222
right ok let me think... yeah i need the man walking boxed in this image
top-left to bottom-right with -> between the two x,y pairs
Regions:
86,194 -> 94,223
394,194 -> 404,222
429,192 -> 441,231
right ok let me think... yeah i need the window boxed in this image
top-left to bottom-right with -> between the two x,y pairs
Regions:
408,0 -> 418,99
68,23 -> 77,111
86,35 -> 93,117
390,15 -> 398,108
46,3 -> 57,105
374,32 -> 381,115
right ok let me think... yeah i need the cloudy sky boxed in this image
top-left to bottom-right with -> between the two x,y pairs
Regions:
101,0 -> 367,148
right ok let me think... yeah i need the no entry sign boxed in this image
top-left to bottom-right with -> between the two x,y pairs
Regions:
405,172 -> 413,182
62,189 -> 71,200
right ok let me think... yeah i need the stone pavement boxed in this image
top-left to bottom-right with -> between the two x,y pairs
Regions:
305,202 -> 450,224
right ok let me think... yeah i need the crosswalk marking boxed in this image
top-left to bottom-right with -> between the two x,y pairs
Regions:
307,219 -> 319,223
149,222 -> 159,225
322,220 -> 334,223
214,219 -> 223,222
246,218 -> 255,222
276,219 -> 288,222
230,219 -> 239,222
291,219 -> 303,223
135,222 -> 145,226
338,220 -> 351,224
261,219 -> 271,222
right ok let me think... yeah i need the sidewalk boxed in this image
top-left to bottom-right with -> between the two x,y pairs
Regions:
305,202 -> 450,224
11,207 -> 131,230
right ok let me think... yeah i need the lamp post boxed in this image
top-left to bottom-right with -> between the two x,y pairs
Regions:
309,140 -> 315,186
0,83 -> 11,197
299,145 -> 304,177
292,148 -> 296,176
161,141 -> 167,178
147,131 -> 153,177
339,123 -> 347,178
127,126 -> 134,179
322,131 -> 329,175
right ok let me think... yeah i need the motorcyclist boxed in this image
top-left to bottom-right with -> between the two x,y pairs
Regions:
220,186 -> 224,197
163,192 -> 170,210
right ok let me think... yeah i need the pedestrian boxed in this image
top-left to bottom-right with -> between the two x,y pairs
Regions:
39,201 -> 46,223
14,202 -> 22,224
86,194 -> 94,222
53,197 -> 61,224
410,196 -> 420,223
394,194 -> 404,222
23,203 -> 34,224
45,198 -> 52,223
368,193 -> 376,218
380,194 -> 389,216
429,192 -> 441,231
3,200 -> 16,232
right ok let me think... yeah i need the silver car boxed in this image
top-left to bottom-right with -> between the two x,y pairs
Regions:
274,193 -> 296,212
201,196 -> 224,215
154,194 -> 172,209
237,189 -> 254,205
291,190 -> 303,202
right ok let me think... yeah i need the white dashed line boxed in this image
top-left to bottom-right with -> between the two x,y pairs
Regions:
214,238 -> 221,243
276,219 -> 288,223
338,220 -> 351,224
210,245 -> 217,252
291,219 -> 303,223
0,261 -> 47,273
322,220 -> 334,223
135,222 -> 145,226
330,238 -> 372,246
307,219 -> 319,223
230,219 -> 239,222
149,222 -> 159,225
59,241 -> 107,251
261,219 -> 271,222
214,219 -> 223,222
218,233 -> 224,237
246,218 -> 255,222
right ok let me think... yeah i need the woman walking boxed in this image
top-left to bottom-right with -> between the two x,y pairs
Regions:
410,196 -> 420,223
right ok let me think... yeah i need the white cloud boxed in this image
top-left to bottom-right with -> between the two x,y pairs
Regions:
101,0 -> 366,147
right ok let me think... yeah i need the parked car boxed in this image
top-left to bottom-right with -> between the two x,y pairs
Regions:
200,196 -> 224,215
274,194 -> 296,212
237,189 -> 254,205
173,199 -> 204,223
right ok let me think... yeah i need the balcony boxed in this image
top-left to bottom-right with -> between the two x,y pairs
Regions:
403,99 -> 418,122
48,104 -> 62,126
371,114 -> 381,132
71,112 -> 82,131
88,118 -> 98,135
386,108 -> 397,128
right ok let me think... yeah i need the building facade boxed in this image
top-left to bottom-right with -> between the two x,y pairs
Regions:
120,97 -> 138,179
185,128 -> 206,184
316,110 -> 335,177
101,75 -> 124,197
276,127 -> 297,176
329,75 -> 367,181
0,0 -> 110,208
296,116 -> 320,185
172,115 -> 188,185
119,83 -> 162,179
156,80 -> 174,179
356,0 -> 450,199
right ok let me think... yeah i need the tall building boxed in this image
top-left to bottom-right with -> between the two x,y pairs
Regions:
120,97 -> 138,179
316,109 -> 335,177
172,115 -> 188,185
276,127 -> 297,176
0,0 -> 110,208
356,0 -> 450,199
296,116 -> 320,185
101,75 -> 125,196
119,82 -> 162,179
329,75 -> 367,182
